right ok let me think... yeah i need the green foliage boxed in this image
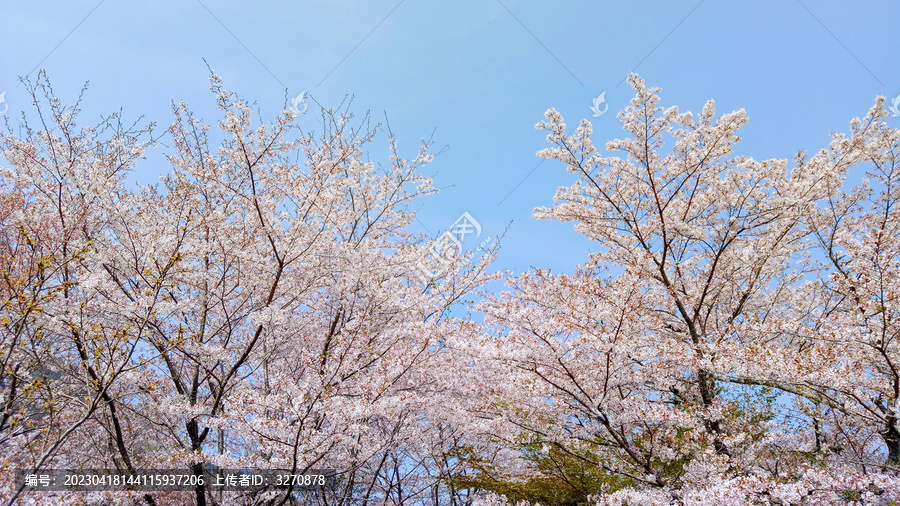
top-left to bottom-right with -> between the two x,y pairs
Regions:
443,441 -> 637,506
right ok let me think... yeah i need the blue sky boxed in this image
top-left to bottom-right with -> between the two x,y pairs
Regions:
2,1 -> 898,276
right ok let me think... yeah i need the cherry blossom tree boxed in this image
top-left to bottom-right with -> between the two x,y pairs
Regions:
460,74 -> 900,504
748,96 -> 900,471
0,72 -> 496,506
0,74 -> 163,506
